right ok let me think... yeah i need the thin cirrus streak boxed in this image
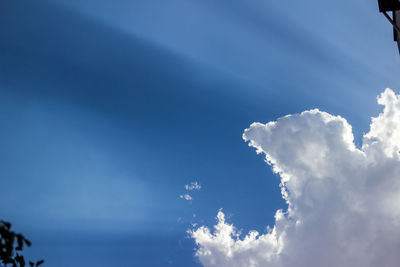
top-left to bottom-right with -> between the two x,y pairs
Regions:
191,88 -> 400,267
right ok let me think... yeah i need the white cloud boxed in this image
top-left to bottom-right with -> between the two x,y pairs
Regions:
180,181 -> 201,202
180,194 -> 193,201
185,181 -> 202,191
191,88 -> 400,267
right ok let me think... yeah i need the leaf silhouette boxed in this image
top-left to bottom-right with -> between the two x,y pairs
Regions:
15,253 -> 25,267
16,234 -> 24,250
0,220 -> 44,267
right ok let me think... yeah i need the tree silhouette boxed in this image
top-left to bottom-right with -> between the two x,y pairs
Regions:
0,221 -> 44,267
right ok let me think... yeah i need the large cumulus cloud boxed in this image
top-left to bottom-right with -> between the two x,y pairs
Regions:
191,88 -> 400,267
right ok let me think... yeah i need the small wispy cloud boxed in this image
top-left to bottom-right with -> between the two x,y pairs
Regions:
185,181 -> 201,191
180,181 -> 201,202
180,194 -> 193,201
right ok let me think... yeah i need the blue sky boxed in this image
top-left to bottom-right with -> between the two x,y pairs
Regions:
0,0 -> 399,266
